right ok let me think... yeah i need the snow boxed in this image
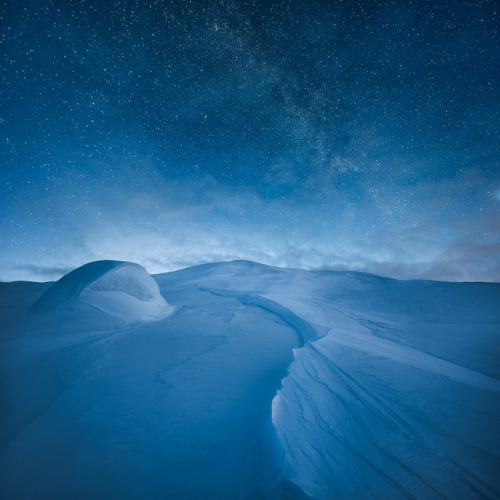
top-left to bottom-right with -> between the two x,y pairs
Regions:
30,260 -> 174,323
1,260 -> 499,499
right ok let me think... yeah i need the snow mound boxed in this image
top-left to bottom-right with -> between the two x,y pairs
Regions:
30,260 -> 173,322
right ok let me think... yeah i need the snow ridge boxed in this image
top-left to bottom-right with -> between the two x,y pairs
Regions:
267,293 -> 500,499
201,288 -> 320,343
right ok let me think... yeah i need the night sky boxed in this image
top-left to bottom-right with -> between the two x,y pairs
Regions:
1,0 -> 499,282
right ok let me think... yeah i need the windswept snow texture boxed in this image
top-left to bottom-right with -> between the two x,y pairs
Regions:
30,260 -> 174,323
1,260 -> 499,499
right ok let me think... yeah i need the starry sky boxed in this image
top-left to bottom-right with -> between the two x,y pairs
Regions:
1,0 -> 499,282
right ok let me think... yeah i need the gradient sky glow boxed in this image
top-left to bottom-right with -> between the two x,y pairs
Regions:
1,0 -> 499,282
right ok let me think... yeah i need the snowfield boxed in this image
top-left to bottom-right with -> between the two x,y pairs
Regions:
1,260 -> 499,499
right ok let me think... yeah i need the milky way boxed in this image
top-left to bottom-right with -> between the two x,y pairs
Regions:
1,0 -> 499,282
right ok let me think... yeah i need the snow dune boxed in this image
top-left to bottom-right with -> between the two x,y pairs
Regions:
1,260 -> 499,499
30,260 -> 174,323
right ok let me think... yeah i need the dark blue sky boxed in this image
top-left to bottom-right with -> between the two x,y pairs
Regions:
1,0 -> 499,282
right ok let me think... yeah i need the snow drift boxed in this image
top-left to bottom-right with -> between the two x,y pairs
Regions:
1,260 -> 499,499
30,260 -> 173,322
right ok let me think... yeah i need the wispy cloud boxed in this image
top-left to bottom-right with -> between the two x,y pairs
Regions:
2,158 -> 499,283
7,264 -> 75,282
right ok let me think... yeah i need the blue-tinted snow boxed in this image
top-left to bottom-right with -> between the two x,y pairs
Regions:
30,260 -> 174,323
1,260 -> 499,499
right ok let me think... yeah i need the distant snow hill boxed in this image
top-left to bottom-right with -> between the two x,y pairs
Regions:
1,260 -> 499,499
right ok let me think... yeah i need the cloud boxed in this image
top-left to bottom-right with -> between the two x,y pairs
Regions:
8,264 -> 75,282
2,145 -> 499,283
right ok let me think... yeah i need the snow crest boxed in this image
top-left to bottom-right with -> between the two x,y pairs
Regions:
30,260 -> 173,322
269,276 -> 500,499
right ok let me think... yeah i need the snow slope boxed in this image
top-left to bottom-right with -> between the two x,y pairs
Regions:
1,260 -> 499,499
